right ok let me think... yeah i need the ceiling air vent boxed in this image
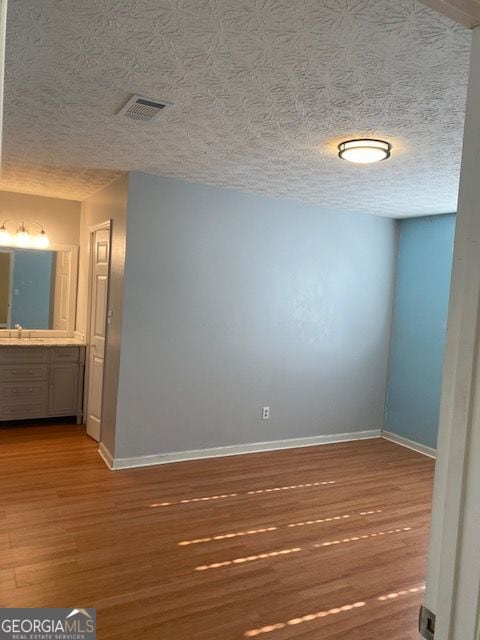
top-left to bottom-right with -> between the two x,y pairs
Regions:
118,95 -> 172,122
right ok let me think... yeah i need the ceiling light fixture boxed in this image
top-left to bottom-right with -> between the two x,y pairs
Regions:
0,220 -> 50,249
338,138 -> 392,164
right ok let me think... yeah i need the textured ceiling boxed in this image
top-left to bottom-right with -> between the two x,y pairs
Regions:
1,0 -> 472,217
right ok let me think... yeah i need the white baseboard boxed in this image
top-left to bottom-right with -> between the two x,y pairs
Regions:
382,430 -> 436,458
98,442 -> 114,469
101,429 -> 381,470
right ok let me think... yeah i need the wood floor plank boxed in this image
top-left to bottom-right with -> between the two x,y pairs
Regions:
0,424 -> 434,639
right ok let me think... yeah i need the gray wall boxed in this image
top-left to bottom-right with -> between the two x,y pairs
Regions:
114,173 -> 397,458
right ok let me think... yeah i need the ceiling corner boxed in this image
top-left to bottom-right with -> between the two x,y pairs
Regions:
419,0 -> 480,28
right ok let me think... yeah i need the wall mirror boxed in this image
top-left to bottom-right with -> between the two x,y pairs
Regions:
0,245 -> 78,332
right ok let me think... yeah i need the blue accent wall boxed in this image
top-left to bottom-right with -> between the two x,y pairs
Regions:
11,249 -> 54,329
385,214 -> 456,449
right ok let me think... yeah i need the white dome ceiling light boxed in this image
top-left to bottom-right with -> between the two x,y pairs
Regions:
338,139 -> 392,164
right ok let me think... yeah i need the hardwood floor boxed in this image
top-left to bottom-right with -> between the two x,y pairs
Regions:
0,424 -> 435,640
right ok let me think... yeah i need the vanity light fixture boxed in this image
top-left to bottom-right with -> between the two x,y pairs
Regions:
0,220 -> 50,249
338,138 -> 392,164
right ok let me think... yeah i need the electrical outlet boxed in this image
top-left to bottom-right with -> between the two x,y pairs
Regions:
262,406 -> 270,420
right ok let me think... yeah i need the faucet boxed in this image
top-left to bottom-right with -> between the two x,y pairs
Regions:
14,324 -> 23,339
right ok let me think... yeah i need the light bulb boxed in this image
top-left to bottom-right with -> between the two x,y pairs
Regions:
0,226 -> 12,246
16,227 -> 31,248
35,230 -> 49,249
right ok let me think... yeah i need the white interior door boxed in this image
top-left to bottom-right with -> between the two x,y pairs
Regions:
0,250 -> 12,328
52,250 -> 71,330
86,226 -> 110,442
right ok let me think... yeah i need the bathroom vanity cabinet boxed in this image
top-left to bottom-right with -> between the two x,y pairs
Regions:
0,343 -> 86,423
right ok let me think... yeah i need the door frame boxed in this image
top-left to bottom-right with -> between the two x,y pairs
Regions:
423,26 -> 480,640
83,219 -> 112,442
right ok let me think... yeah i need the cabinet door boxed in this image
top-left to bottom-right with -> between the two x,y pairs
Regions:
48,363 -> 79,416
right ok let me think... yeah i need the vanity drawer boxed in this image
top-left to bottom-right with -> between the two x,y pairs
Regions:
0,382 -> 48,402
0,364 -> 48,382
0,401 -> 48,420
49,347 -> 80,363
0,347 -> 49,364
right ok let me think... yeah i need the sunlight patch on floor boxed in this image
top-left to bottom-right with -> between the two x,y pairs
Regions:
178,509 -> 384,545
243,583 -> 425,636
244,601 -> 367,637
196,547 -> 302,571
150,480 -> 336,508
179,527 -> 278,546
314,527 -> 412,548
194,526 -> 414,571
378,585 -> 425,601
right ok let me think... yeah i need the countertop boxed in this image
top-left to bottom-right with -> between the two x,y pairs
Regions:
0,338 -> 87,347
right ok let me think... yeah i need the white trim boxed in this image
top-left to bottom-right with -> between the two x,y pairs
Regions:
381,430 -> 436,459
424,27 -> 480,640
0,248 -> 15,328
97,442 -> 114,470
420,0 -> 480,29
0,243 -> 79,337
53,243 -> 79,334
89,220 -> 112,233
99,429 -> 381,470
84,220 -> 112,440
